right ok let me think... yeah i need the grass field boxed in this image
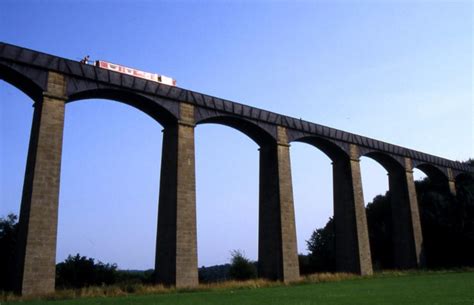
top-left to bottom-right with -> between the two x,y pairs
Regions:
4,271 -> 474,305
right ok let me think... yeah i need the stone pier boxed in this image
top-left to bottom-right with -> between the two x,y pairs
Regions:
155,103 -> 198,288
258,127 -> 300,282
14,72 -> 66,295
389,158 -> 424,269
333,145 -> 373,275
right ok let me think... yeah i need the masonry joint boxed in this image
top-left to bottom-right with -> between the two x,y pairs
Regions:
277,142 -> 290,147
177,120 -> 196,128
43,92 -> 68,101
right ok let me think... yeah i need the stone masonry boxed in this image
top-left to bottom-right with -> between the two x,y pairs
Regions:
14,72 -> 66,295
389,158 -> 425,269
333,144 -> 373,275
155,102 -> 198,288
258,127 -> 300,282
447,168 -> 457,196
3,43 -> 471,295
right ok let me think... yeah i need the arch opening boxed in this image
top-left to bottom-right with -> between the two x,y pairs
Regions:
68,89 -> 178,128
415,163 -> 448,184
290,141 -> 334,274
362,152 -> 404,174
455,171 -> 473,193
290,136 -> 377,274
57,98 -> 163,271
197,116 -> 275,147
415,163 -> 451,195
413,167 -> 428,181
291,136 -> 349,162
0,81 -> 40,291
195,123 -> 259,282
0,81 -> 34,220
412,167 -> 466,268
359,155 -> 392,270
0,64 -> 43,102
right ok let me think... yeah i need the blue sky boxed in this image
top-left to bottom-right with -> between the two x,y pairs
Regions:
0,0 -> 472,269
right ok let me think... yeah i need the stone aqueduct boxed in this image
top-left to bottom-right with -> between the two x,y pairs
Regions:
0,42 -> 471,295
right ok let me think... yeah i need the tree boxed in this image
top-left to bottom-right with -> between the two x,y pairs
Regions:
304,217 -> 335,273
198,264 -> 231,283
228,250 -> 257,281
366,192 -> 394,270
416,172 -> 474,268
0,213 -> 18,291
56,254 -> 118,288
305,160 -> 474,271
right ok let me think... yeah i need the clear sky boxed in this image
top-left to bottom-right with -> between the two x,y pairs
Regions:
0,0 -> 472,270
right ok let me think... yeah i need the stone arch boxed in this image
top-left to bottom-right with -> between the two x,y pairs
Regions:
196,115 -> 276,146
361,151 -> 405,174
68,89 -> 178,128
193,120 -> 260,277
359,151 -> 411,269
453,171 -> 472,195
415,163 -> 448,184
0,63 -> 44,102
57,100 -> 163,275
194,114 -> 274,263
454,171 -> 472,181
287,139 -> 334,270
289,136 -> 373,275
290,136 -> 349,162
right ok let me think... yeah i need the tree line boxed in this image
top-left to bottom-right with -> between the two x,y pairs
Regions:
300,161 -> 474,273
1,161 -> 473,289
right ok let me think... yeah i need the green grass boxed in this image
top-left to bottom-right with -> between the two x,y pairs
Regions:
5,271 -> 474,305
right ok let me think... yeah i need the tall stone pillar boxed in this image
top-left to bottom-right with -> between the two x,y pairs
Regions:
447,168 -> 457,196
14,72 -> 66,295
333,144 -> 372,275
258,127 -> 299,282
155,103 -> 198,288
389,158 -> 424,269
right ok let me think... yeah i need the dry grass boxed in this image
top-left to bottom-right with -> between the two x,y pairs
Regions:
201,278 -> 279,290
0,283 -> 173,302
0,273 -> 356,302
2,268 -> 473,303
301,272 -> 359,283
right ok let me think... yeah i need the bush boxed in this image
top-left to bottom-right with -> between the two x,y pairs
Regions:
305,218 -> 335,273
198,264 -> 231,283
228,250 -> 257,281
56,254 -> 118,288
0,213 -> 18,291
366,193 -> 394,270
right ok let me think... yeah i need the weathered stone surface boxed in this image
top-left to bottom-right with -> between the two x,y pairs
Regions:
389,158 -> 425,269
258,127 -> 299,282
447,168 -> 457,196
155,102 -> 198,288
14,72 -> 66,295
333,144 -> 373,275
